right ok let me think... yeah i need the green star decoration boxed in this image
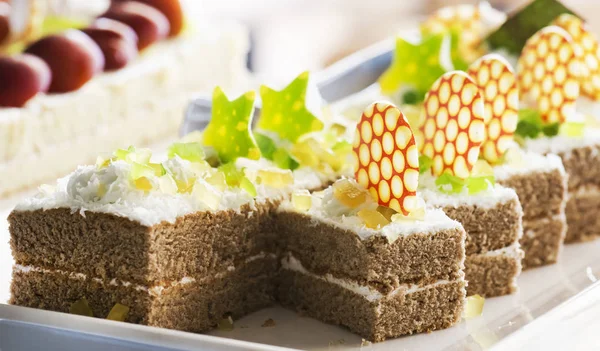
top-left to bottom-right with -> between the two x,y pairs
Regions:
258,71 -> 324,142
379,34 -> 448,98
203,87 -> 261,163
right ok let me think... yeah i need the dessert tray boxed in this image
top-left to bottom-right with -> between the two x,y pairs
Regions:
3,1 -> 600,350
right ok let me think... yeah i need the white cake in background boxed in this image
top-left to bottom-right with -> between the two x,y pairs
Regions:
0,21 -> 251,196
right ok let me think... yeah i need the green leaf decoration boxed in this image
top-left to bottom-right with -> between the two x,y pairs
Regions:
203,87 -> 261,163
419,155 -> 433,174
485,0 -> 579,55
258,71 -> 324,142
435,172 -> 495,195
254,131 -> 300,170
218,163 -> 257,196
379,34 -> 448,98
515,108 -> 561,140
254,132 -> 277,159
168,142 -> 205,163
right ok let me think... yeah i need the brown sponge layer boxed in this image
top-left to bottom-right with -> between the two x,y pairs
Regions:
464,252 -> 521,297
277,210 -> 465,293
9,202 -> 278,284
497,169 -> 566,220
440,196 -> 522,256
565,190 -> 600,243
10,256 -> 278,331
521,216 -> 566,268
278,269 -> 465,342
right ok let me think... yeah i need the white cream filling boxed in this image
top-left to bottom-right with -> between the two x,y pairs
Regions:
281,254 -> 459,303
14,252 -> 278,297
569,184 -> 600,199
523,213 -> 567,239
479,241 -> 524,261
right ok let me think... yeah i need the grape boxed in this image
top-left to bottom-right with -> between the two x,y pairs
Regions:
115,0 -> 184,37
101,1 -> 169,50
0,54 -> 51,107
25,30 -> 104,93
0,1 -> 9,44
82,19 -> 138,71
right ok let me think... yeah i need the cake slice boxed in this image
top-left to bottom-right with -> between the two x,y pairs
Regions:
494,150 -> 568,267
276,179 -> 466,342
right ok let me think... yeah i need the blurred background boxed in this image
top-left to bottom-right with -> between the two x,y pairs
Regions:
200,0 -> 600,81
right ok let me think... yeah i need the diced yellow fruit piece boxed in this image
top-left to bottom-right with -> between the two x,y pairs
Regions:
291,142 -> 320,167
158,174 -> 178,194
106,303 -> 130,322
70,298 -> 93,317
149,163 -> 166,176
176,177 -> 196,194
218,315 -> 234,331
134,177 -> 153,191
206,171 -> 228,191
503,147 -> 524,168
130,162 -> 155,180
97,183 -> 107,198
470,160 -> 494,177
330,123 -> 347,136
358,209 -> 390,229
376,206 -> 397,221
258,169 -> 294,188
333,179 -> 368,208
96,155 -> 112,169
292,189 -> 312,211
127,148 -> 152,164
194,181 -> 221,210
463,294 -> 485,319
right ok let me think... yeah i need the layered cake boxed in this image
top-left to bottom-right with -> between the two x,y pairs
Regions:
0,0 -> 250,196
9,92 -> 468,341
412,70 -> 523,297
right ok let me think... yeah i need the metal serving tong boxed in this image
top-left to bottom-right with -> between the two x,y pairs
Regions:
180,40 -> 394,136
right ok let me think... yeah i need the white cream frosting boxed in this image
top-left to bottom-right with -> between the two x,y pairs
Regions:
279,182 -> 463,244
523,133 -> 600,156
14,153 -> 335,226
493,151 -> 566,180
418,172 -> 519,209
281,253 -> 460,303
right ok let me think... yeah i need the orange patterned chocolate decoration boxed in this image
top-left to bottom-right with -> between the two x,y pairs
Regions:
416,71 -> 485,179
352,102 -> 419,215
553,14 -> 600,101
517,26 -> 582,124
467,54 -> 518,164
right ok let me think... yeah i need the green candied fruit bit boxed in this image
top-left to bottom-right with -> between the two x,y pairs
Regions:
258,71 -> 324,142
240,176 -> 257,197
149,163 -> 166,177
379,34 -> 448,97
168,142 -> 205,163
542,122 -> 560,137
418,155 -> 433,174
130,162 -> 155,180
463,294 -> 485,319
254,132 -> 277,159
113,146 -> 135,161
466,176 -> 495,195
560,121 -> 585,137
435,172 -> 466,194
106,303 -> 130,322
273,148 -> 300,170
70,297 -> 94,317
203,87 -> 261,163
218,163 -> 244,187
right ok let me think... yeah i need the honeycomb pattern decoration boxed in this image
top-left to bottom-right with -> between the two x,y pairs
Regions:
517,26 -> 582,124
467,54 -> 518,164
553,14 -> 600,101
421,4 -> 486,67
416,71 -> 486,179
352,102 -> 419,215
